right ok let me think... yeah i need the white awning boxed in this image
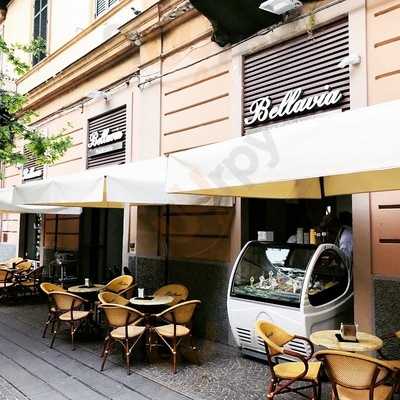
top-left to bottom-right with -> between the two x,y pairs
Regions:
167,100 -> 400,199
13,157 -> 233,208
0,187 -> 82,215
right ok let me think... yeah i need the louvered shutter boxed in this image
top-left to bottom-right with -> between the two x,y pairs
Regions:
243,18 -> 350,132
96,0 -> 107,16
22,146 -> 44,182
87,106 -> 126,169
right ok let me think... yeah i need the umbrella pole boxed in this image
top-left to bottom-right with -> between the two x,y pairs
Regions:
165,204 -> 170,285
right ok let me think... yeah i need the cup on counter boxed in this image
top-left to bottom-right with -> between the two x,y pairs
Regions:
84,278 -> 90,287
138,288 -> 144,298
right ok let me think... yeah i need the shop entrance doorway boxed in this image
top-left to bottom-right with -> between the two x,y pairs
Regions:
79,208 -> 123,282
19,213 -> 42,261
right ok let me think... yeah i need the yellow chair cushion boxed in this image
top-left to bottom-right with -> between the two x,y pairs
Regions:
59,311 -> 90,321
337,385 -> 393,400
155,324 -> 190,338
273,361 -> 321,381
110,325 -> 145,339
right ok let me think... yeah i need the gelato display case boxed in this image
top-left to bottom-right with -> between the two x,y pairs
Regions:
227,241 -> 353,359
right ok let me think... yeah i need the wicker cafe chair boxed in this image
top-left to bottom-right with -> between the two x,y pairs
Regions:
103,275 -> 135,298
15,260 -> 33,274
153,299 -> 201,373
17,266 -> 44,296
316,350 -> 397,400
40,283 -> 66,338
0,256 -> 24,268
378,330 -> 400,392
49,291 -> 91,350
255,320 -> 321,400
97,291 -> 130,353
98,291 -> 130,306
0,268 -> 17,301
153,284 -> 189,306
100,304 -> 145,375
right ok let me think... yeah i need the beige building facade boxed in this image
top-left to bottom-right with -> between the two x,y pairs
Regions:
1,0 -> 399,342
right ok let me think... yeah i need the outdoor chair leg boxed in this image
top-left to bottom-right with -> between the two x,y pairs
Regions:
101,338 -> 112,371
267,380 -> 276,400
50,320 -> 60,348
71,323 -> 75,351
125,340 -> 130,375
312,382 -> 318,400
172,337 -> 177,374
100,333 -> 109,358
42,313 -> 52,338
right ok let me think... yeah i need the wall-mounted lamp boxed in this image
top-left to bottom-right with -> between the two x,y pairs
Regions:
87,90 -> 111,102
338,54 -> 361,70
131,6 -> 141,16
259,0 -> 303,15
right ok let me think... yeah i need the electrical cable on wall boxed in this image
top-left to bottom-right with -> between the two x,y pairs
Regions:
30,0 -> 347,128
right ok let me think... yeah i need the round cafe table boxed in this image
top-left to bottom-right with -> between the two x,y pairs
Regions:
68,284 -> 105,295
310,330 -> 383,353
129,295 -> 174,308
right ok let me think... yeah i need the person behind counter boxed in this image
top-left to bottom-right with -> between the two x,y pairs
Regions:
337,211 -> 353,265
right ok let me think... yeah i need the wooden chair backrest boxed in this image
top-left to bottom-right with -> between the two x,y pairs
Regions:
49,291 -> 86,312
98,291 -> 129,306
316,350 -> 394,390
157,300 -> 200,325
100,304 -> 143,328
40,282 -> 65,295
104,275 -> 134,294
16,260 -> 32,272
256,320 -> 295,357
154,284 -> 189,306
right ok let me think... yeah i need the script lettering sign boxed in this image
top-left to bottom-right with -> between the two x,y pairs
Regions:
245,86 -> 342,126
22,167 -> 43,181
87,128 -> 124,149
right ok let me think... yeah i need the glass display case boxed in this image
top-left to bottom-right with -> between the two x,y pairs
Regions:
231,242 -> 316,307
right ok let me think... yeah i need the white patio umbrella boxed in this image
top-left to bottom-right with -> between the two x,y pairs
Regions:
13,156 -> 232,208
166,100 -> 400,199
0,187 -> 81,214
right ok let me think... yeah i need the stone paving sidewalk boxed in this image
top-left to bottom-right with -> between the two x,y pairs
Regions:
0,299 -> 331,400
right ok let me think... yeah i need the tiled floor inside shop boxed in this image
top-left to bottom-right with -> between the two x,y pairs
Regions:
0,299 -> 332,400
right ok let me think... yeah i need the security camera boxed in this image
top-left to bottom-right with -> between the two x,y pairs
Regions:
338,54 -> 361,69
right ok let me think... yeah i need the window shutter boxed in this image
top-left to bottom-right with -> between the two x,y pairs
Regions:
87,106 -> 126,169
243,18 -> 350,132
96,0 -> 107,16
22,146 -> 44,182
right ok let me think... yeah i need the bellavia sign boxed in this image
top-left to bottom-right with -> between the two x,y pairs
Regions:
245,85 -> 343,126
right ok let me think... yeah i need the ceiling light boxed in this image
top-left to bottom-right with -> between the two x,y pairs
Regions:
259,0 -> 303,15
87,90 -> 110,102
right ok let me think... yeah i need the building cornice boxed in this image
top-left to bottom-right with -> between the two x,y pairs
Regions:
22,0 -> 201,111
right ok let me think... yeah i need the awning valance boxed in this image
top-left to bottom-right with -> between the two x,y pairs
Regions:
0,187 -> 81,214
166,100 -> 400,199
13,156 -> 233,208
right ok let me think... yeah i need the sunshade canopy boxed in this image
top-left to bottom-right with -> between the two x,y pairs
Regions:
167,100 -> 400,199
13,156 -> 232,208
0,187 -> 81,214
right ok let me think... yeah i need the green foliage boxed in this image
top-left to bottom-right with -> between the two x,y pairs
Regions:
0,37 -> 72,178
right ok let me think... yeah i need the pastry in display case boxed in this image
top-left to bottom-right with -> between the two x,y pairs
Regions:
227,241 -> 353,359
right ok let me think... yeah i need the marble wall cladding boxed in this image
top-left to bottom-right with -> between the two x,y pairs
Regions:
374,278 -> 400,359
128,255 -> 234,345
0,244 -> 16,262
